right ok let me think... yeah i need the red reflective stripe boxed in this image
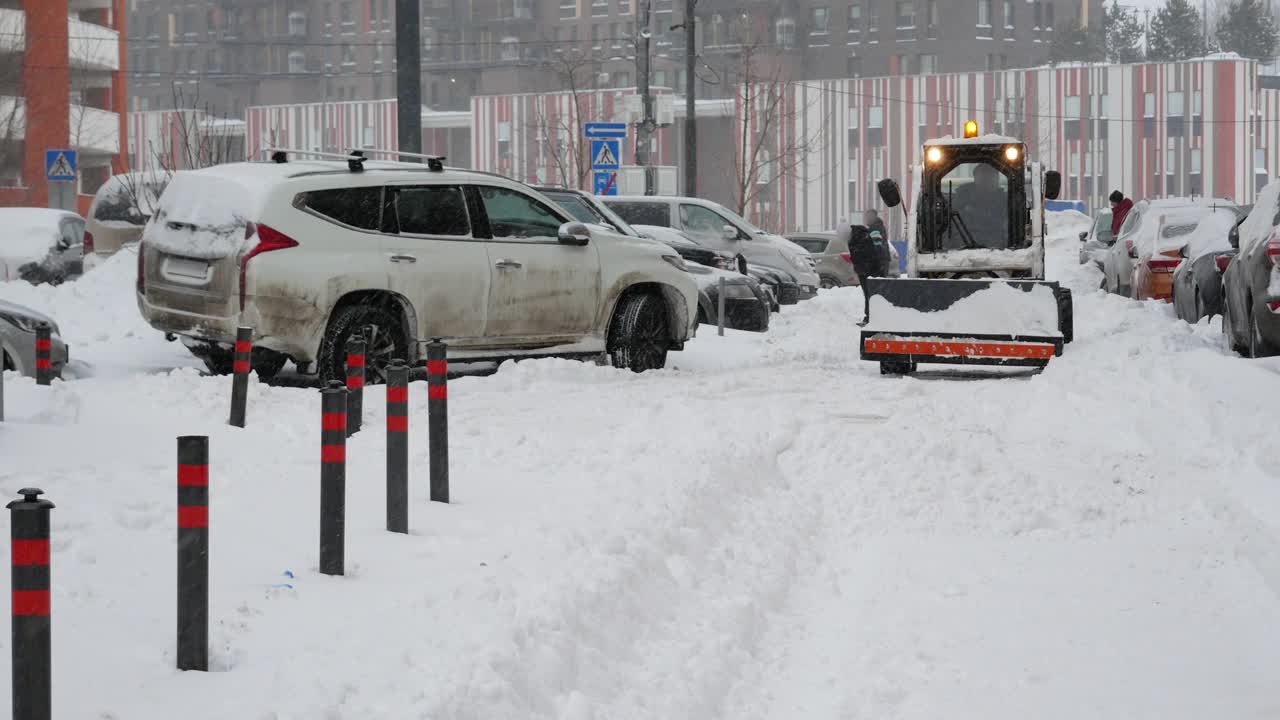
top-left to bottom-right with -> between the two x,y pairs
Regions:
321,412 -> 346,431
177,505 -> 208,529
234,341 -> 251,353
177,464 -> 208,487
12,590 -> 49,616
233,360 -> 251,374
426,360 -> 447,375
347,354 -> 366,368
428,385 -> 447,400
321,445 -> 346,463
387,386 -> 407,403
863,338 -> 1056,359
11,540 -> 49,567
34,339 -> 51,351
34,359 -> 50,370
387,415 -> 408,432
347,376 -> 365,390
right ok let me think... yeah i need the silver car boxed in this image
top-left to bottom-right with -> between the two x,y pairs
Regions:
0,300 -> 69,378
786,232 -> 860,288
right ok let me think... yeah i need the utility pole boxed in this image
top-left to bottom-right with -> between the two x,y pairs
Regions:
635,0 -> 656,195
684,0 -> 697,197
396,0 -> 423,157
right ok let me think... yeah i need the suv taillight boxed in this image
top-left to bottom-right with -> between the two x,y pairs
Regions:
1267,236 -> 1280,266
1216,255 -> 1233,273
136,242 -> 145,295
1147,258 -> 1180,273
839,252 -> 853,264
239,224 -> 298,311
83,230 -> 95,255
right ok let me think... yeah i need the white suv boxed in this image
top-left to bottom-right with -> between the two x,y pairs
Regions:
136,157 -> 698,379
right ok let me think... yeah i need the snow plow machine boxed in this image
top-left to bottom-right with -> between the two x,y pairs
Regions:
861,122 -> 1073,375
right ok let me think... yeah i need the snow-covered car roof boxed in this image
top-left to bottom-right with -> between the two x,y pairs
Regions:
0,208 -> 81,268
1239,180 -> 1280,254
1181,208 -> 1241,261
1131,205 -> 1229,259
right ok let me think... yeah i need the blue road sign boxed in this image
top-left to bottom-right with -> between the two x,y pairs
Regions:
584,122 -> 627,139
590,139 -> 621,170
45,149 -> 77,181
593,170 -> 618,196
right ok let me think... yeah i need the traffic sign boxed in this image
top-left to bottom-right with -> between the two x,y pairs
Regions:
45,149 -> 77,181
584,122 -> 627,139
593,171 -> 618,196
590,139 -> 620,170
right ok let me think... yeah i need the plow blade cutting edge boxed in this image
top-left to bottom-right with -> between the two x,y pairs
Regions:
859,277 -> 1069,368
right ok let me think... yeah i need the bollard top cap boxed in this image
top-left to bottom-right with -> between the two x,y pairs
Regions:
7,488 -> 54,510
389,358 -> 405,367
324,380 -> 346,391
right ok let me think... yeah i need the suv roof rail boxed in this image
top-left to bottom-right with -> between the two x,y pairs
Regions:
262,146 -> 451,172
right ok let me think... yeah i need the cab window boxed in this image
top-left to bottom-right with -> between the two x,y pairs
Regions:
476,186 -> 564,240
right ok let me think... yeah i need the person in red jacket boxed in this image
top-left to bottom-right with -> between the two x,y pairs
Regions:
1109,190 -> 1134,236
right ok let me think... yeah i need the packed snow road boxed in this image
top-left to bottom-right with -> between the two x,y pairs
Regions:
1,213 -> 1278,718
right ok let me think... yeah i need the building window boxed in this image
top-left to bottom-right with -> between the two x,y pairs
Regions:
289,11 -> 307,37
847,54 -> 862,76
869,105 -> 884,128
617,0 -> 631,13
1143,92 -> 1155,137
592,0 -> 608,17
342,43 -> 357,65
919,53 -> 936,74
1045,2 -> 1054,28
1003,0 -> 1014,27
777,17 -> 798,47
1192,90 -> 1203,135
501,36 -> 520,60
1167,90 -> 1185,116
977,0 -> 991,27
1064,95 -> 1081,138
341,1 -> 354,27
868,3 -> 879,37
895,54 -> 911,74
1191,148 -> 1202,175
926,0 -> 938,37
811,7 -> 830,34
848,3 -> 861,38
288,50 -> 307,73
560,0 -> 578,19
1033,1 -> 1042,29
896,1 -> 915,28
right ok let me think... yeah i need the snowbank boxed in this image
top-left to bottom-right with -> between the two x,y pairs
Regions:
866,280 -> 1061,336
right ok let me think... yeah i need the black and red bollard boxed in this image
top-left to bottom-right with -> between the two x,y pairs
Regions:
345,335 -> 365,437
176,436 -> 208,671
386,359 -> 409,533
9,488 -> 53,720
229,326 -> 252,428
33,324 -> 51,387
320,381 -> 346,575
427,339 -> 449,504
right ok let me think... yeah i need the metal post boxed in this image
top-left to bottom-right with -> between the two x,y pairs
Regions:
8,488 -> 53,720
683,0 -> 698,196
33,324 -> 51,387
229,326 -> 252,428
396,0 -> 423,156
320,381 -> 347,576
636,0 -> 656,195
426,340 -> 449,504
176,436 -> 208,672
386,359 -> 409,534
345,335 -> 365,437
717,276 -> 726,336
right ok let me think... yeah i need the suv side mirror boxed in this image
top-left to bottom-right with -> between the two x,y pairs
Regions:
1044,171 -> 1062,200
1078,231 -> 1088,242
877,178 -> 902,208
722,224 -> 739,240
557,222 -> 591,246
736,254 -> 748,275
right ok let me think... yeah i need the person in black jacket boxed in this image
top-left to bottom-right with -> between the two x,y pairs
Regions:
863,209 -> 892,271
844,223 -> 890,326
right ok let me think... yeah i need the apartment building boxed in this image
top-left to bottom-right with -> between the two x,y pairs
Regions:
0,0 -> 127,210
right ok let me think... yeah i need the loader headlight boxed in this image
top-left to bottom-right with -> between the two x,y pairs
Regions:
1004,146 -> 1020,162
926,146 -> 943,164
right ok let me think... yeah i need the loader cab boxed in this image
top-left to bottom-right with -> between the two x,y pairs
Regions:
917,142 -> 1028,253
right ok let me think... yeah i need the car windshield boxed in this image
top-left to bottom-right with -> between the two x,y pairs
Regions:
1092,209 -> 1113,238
544,191 -> 641,236
606,201 -> 670,227
933,161 -> 1013,250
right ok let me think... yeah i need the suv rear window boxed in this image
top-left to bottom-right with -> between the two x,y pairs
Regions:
790,237 -> 829,253
605,201 -> 670,227
297,187 -> 382,230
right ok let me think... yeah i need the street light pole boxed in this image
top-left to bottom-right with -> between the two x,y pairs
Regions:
684,0 -> 697,197
635,0 -> 656,194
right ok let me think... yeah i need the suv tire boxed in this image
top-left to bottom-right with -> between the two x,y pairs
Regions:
318,304 -> 410,384
608,292 -> 670,373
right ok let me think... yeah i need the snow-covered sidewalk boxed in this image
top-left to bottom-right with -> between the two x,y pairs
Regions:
0,213 -> 1277,718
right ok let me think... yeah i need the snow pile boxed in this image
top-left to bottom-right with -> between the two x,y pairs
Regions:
916,246 -> 1038,270
866,281 -> 1060,336
0,208 -> 70,279
1183,208 -> 1239,261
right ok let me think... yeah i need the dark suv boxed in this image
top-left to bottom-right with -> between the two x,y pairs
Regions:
1222,186 -> 1280,357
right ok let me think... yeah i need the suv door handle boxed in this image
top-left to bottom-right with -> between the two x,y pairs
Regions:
389,254 -> 417,264
494,259 -> 523,270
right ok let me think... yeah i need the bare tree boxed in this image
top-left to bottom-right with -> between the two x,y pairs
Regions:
536,46 -> 600,189
726,40 -> 826,228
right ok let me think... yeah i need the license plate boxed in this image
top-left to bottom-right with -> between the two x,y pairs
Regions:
165,256 -> 208,279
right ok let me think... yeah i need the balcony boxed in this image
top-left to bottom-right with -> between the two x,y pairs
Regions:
0,97 -> 119,156
69,17 -> 120,71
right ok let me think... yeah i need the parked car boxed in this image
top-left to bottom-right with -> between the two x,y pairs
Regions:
602,195 -> 820,299
1223,182 -> 1280,357
1172,207 -> 1247,323
0,208 -> 84,285
1129,209 -> 1213,301
1077,207 -> 1113,273
786,232 -> 858,288
628,225 -> 770,331
138,159 -> 699,379
1102,198 -> 1235,297
0,300 -> 69,378
85,170 -> 172,269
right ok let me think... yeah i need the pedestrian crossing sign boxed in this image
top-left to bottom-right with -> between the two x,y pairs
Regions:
591,139 -> 620,170
45,150 -> 77,181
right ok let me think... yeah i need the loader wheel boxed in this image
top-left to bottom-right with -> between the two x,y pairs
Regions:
880,360 -> 917,376
1055,287 -> 1074,344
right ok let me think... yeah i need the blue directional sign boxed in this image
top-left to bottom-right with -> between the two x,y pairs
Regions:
593,170 -> 618,196
590,139 -> 620,170
45,149 -> 77,181
584,122 -> 627,139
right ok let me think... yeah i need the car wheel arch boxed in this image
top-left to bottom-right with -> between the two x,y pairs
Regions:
322,289 -> 418,362
605,282 -> 688,345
